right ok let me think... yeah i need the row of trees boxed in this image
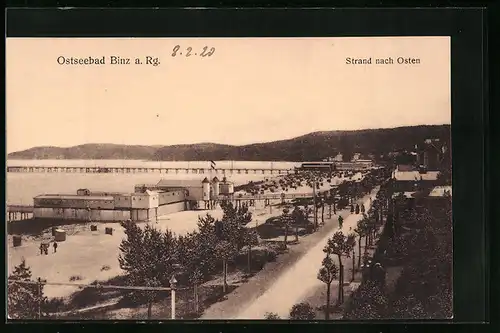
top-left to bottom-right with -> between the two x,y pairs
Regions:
118,201 -> 259,317
315,190 -> 389,320
8,259 -> 65,319
343,179 -> 452,319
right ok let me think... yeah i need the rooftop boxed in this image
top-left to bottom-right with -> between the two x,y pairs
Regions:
429,186 -> 452,197
396,164 -> 416,172
392,191 -> 417,199
35,194 -> 115,200
392,170 -> 440,181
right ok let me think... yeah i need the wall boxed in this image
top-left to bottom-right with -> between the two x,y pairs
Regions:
33,207 -> 130,221
130,208 -> 157,222
186,187 -> 204,201
157,201 -> 185,216
114,195 -> 132,208
131,193 -> 159,209
158,191 -> 186,205
220,183 -> 234,195
34,197 -> 115,210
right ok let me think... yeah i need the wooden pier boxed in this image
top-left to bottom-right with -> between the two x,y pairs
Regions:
6,166 -> 294,175
7,205 -> 34,221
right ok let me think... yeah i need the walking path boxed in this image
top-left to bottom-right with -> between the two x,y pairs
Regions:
200,187 -> 379,320
233,187 -> 380,319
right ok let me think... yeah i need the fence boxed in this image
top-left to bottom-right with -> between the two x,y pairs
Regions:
7,278 -> 189,319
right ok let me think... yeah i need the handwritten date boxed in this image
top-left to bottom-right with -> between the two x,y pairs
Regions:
172,45 -> 215,57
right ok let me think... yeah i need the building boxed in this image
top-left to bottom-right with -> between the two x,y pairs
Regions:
428,185 -> 452,198
139,177 -> 234,201
297,160 -> 375,171
416,138 -> 449,171
33,194 -> 130,221
355,159 -> 374,168
33,177 -> 235,222
297,162 -> 335,172
218,177 -> 235,197
391,164 -> 440,193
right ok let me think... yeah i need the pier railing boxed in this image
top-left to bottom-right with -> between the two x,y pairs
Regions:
6,166 -> 294,175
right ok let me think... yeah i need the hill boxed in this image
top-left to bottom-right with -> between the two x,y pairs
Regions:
8,124 -> 450,162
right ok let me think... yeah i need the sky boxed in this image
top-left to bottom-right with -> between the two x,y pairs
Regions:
6,37 -> 450,153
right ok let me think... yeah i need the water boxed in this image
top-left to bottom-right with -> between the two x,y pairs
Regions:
6,159 -> 300,169
6,159 -> 301,205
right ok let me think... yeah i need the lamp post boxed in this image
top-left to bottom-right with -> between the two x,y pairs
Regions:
169,274 -> 177,319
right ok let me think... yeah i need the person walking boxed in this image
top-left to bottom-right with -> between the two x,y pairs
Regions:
39,243 -> 43,255
338,215 -> 344,229
53,242 -> 58,253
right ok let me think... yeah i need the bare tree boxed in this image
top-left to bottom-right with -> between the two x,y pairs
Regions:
317,254 -> 338,319
324,231 -> 356,304
280,208 -> 292,249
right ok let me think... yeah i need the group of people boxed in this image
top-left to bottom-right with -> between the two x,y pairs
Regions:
39,241 -> 58,255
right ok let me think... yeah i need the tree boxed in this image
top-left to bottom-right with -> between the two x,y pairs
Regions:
243,229 -> 260,273
289,302 -> 316,320
220,201 -> 253,251
325,193 -> 335,219
280,208 -> 292,249
176,232 -> 206,313
215,240 -> 237,293
190,268 -> 203,313
317,254 -> 338,320
118,222 -> 177,319
291,206 -> 303,242
354,218 -> 369,268
264,312 -> 281,320
324,231 -> 356,304
319,196 -> 325,224
303,205 -> 311,223
8,259 -> 47,319
118,220 -> 145,274
344,280 -> 388,319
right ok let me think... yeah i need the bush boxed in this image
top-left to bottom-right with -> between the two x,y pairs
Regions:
266,248 -> 277,262
289,302 -> 316,320
44,297 -> 65,314
264,312 -> 281,319
305,223 -> 315,234
233,246 -> 277,271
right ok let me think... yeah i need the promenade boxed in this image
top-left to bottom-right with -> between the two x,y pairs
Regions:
201,187 -> 379,319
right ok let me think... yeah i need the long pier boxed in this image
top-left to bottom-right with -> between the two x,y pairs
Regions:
6,166 -> 294,175
7,205 -> 34,221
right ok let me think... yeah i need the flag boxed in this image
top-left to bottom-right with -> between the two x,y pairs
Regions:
210,160 -> 216,170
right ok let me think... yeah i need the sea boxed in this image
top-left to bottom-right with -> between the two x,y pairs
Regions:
6,159 -> 301,205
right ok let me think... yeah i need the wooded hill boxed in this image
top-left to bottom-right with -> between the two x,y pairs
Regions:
8,125 -> 450,162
